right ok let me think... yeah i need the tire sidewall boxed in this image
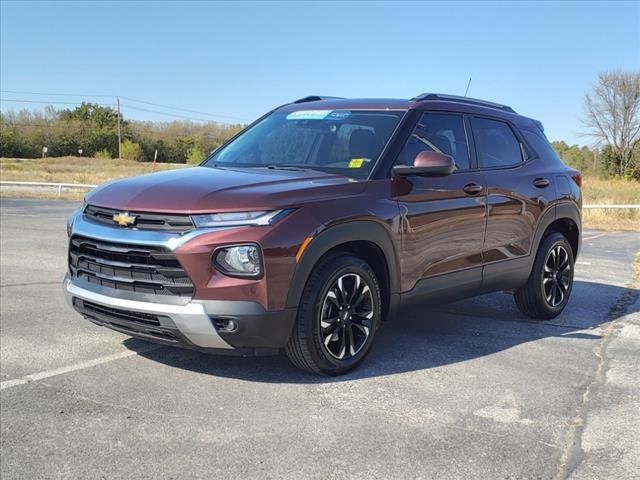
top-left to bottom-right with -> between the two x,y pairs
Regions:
302,255 -> 381,374
535,233 -> 575,317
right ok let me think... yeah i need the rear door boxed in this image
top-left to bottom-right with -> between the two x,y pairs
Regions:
469,116 -> 546,281
393,112 -> 487,294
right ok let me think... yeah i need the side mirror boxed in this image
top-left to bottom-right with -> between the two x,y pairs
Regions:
393,151 -> 455,177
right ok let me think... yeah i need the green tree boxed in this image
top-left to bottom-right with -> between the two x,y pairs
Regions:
1,105 -> 243,163
0,128 -> 27,157
120,139 -> 143,161
551,141 -> 598,174
94,149 -> 111,159
187,145 -> 206,165
59,102 -> 123,157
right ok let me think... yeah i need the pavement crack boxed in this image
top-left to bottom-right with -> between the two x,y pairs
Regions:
443,422 -> 559,450
432,309 -> 593,331
34,380 -> 204,420
553,255 -> 640,480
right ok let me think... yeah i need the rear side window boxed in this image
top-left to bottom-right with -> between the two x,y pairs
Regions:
521,129 -> 563,164
396,113 -> 470,170
471,117 -> 522,168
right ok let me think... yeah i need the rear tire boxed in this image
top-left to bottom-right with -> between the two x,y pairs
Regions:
514,232 -> 574,320
285,253 -> 381,375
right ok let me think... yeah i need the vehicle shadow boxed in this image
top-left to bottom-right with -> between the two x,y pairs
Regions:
124,280 -> 638,384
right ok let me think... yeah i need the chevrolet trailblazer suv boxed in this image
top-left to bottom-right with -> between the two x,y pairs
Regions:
64,93 -> 582,375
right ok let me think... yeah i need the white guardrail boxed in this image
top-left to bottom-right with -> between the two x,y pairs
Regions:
1,180 -> 98,198
0,180 -> 639,208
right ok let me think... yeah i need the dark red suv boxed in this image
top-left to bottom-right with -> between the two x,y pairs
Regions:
64,93 -> 581,375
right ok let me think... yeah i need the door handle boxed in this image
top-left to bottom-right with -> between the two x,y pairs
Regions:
533,177 -> 550,188
463,183 -> 484,195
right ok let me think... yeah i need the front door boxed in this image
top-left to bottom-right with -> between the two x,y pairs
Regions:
393,112 -> 487,294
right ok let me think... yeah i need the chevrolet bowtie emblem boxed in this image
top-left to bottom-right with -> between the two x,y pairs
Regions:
112,212 -> 137,227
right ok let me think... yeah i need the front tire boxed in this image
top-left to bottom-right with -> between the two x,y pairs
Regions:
514,232 -> 575,320
285,253 -> 382,375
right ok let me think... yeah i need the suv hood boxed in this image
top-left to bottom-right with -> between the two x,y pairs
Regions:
86,166 -> 366,213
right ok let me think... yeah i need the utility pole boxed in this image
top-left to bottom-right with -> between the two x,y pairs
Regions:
116,96 -> 122,159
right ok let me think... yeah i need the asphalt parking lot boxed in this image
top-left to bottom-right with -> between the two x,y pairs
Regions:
1,197 -> 638,479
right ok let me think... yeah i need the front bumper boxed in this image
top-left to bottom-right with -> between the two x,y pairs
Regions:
63,275 -> 296,356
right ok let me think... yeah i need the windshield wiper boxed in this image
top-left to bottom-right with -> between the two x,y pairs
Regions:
265,164 -> 311,171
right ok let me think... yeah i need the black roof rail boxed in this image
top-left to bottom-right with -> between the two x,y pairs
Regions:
411,93 -> 516,114
293,95 -> 345,104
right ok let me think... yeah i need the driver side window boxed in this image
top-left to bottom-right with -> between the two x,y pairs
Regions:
396,113 -> 470,170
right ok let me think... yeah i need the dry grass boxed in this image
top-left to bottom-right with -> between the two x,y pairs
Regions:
583,209 -> 638,231
0,156 -> 187,185
581,176 -> 640,206
1,157 -> 638,230
581,177 -> 639,231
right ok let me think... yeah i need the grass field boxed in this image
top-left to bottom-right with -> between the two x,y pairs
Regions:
1,156 -> 638,230
0,156 -> 187,184
581,176 -> 639,231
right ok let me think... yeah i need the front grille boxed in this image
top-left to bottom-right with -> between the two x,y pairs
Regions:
84,204 -> 194,233
69,236 -> 195,296
73,298 -> 179,343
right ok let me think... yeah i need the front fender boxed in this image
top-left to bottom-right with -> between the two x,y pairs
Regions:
284,220 -> 401,312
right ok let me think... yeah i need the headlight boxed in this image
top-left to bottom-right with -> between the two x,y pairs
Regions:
214,244 -> 262,278
67,215 -> 73,237
192,210 -> 289,228
67,199 -> 87,237
67,205 -> 83,237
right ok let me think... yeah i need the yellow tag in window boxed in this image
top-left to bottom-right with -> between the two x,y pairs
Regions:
349,158 -> 365,168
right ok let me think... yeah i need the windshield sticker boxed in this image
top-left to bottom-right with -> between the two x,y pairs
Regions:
286,110 -> 332,120
325,111 -> 352,121
348,158 -> 370,168
286,110 -> 352,121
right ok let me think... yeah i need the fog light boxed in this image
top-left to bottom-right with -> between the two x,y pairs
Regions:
214,244 -> 262,278
215,318 -> 238,333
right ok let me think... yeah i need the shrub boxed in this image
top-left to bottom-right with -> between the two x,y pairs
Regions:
120,139 -> 143,161
94,149 -> 111,159
187,145 -> 206,165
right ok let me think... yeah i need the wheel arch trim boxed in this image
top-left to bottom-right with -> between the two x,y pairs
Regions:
531,201 -> 581,260
284,220 -> 400,310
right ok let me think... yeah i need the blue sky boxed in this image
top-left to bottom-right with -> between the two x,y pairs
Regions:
1,1 -> 638,144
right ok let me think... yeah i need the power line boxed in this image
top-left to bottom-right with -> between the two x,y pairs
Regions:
1,89 -> 250,122
0,89 -> 114,98
1,121 -> 238,135
0,122 -> 97,129
0,98 -> 117,107
2,99 -> 217,123
120,103 -> 214,123
1,122 -> 69,128
121,96 -> 249,121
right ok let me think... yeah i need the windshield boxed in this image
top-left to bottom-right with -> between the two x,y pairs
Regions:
204,109 -> 404,179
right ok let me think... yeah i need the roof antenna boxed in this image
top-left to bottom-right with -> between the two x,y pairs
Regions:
464,77 -> 472,97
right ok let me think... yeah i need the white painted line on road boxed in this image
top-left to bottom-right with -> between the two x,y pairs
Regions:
0,345 -> 163,391
0,213 -> 45,217
576,261 -> 592,265
583,232 -> 611,242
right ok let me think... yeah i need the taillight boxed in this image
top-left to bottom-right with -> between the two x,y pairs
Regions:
569,169 -> 582,187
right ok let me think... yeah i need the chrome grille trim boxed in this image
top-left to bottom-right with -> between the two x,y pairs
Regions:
84,204 -> 194,233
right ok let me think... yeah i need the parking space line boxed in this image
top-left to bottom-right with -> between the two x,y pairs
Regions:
583,232 -> 612,242
0,344 -> 163,391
